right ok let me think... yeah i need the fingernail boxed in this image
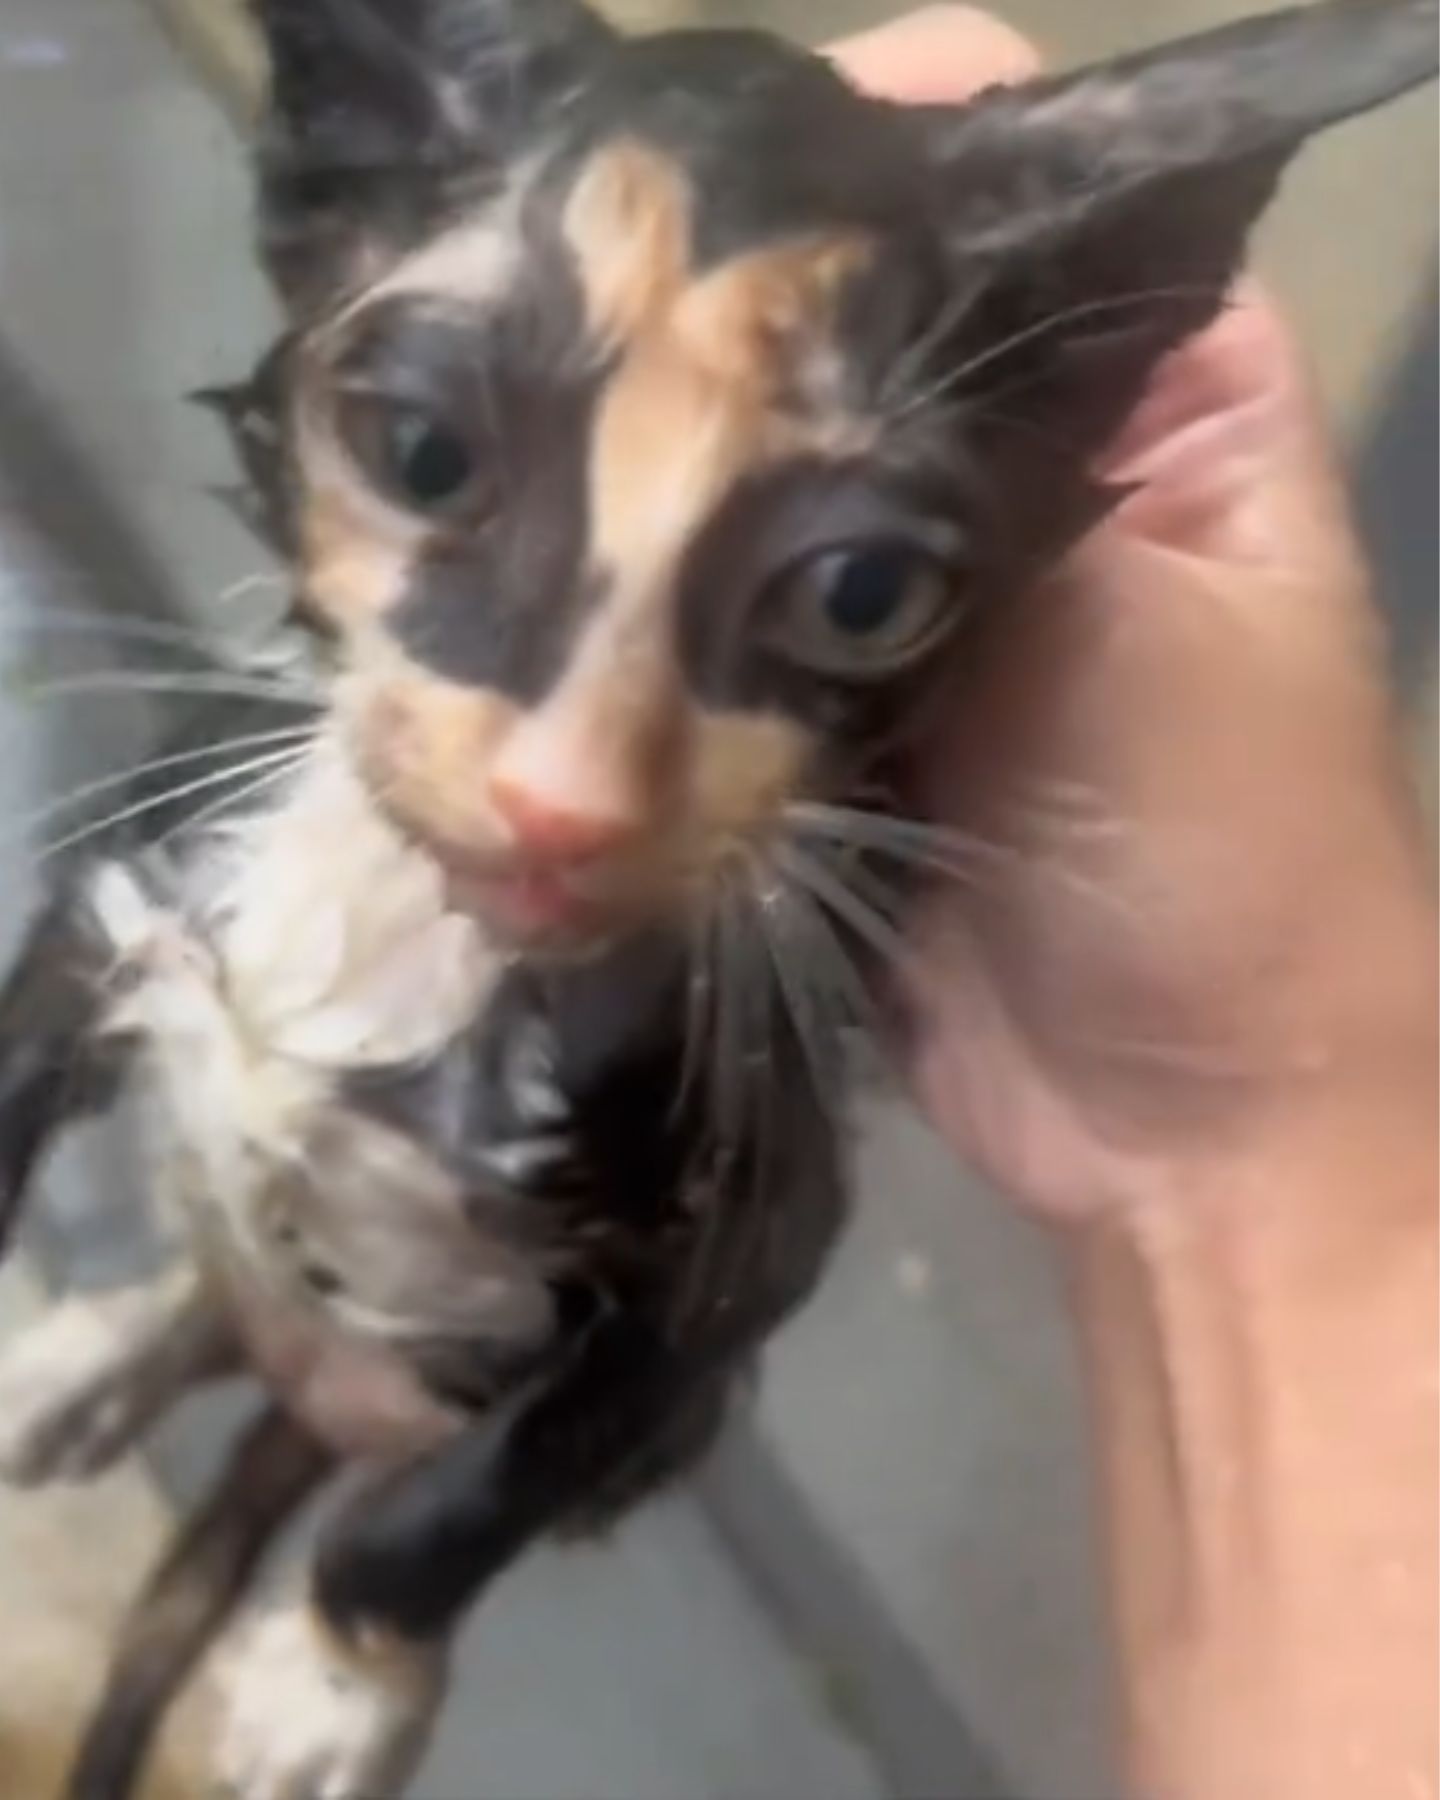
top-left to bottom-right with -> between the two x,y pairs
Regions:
829,6 -> 1041,100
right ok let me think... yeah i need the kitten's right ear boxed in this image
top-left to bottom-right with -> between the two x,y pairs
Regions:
908,0 -> 1437,475
252,0 -> 615,313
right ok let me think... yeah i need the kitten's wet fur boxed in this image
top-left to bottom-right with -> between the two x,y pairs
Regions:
0,3 -> 1431,1795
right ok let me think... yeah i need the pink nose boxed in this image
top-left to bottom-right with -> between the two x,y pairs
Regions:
487,774 -> 637,862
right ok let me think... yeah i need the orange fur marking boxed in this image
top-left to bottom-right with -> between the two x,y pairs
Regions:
687,709 -> 812,851
571,136 -> 873,618
343,650 -> 521,862
674,234 -> 871,394
562,138 -> 691,341
301,482 -> 416,624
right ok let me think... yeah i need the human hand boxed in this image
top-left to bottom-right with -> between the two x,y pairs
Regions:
833,8 -> 1437,1224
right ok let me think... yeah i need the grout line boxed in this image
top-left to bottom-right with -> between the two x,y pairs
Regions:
696,1410 -> 1024,1800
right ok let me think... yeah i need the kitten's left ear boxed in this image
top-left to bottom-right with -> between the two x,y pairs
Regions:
910,0 -> 1437,462
252,0 -> 615,311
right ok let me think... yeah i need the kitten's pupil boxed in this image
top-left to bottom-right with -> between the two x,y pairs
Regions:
822,548 -> 915,636
389,409 -> 473,508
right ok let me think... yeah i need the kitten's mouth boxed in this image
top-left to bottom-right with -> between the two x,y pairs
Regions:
363,779 -> 666,950
359,784 -> 609,944
449,862 -> 606,944
424,837 -> 645,951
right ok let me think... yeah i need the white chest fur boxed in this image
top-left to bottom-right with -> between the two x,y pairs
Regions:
84,744 -> 553,1370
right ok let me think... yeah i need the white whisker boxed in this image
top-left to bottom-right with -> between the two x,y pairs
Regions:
746,865 -> 841,1129
792,798 -> 1146,929
1004,787 -> 1133,849
888,283 -> 1217,426
826,845 -> 910,931
153,755 -> 308,848
15,670 -> 320,707
735,894 -> 779,1208
788,802 -> 1000,885
2,725 -> 316,845
0,607 -> 241,661
774,841 -> 915,975
878,278 -> 986,411
35,743 -> 311,861
709,883 -> 749,1167
772,861 -> 885,1046
219,572 -> 288,606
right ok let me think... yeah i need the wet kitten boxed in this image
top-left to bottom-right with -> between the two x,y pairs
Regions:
0,2 -> 1431,1796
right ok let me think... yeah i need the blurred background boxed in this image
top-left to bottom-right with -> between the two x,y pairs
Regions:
0,2 -> 1432,1796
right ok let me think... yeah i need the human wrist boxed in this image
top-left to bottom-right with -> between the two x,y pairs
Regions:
1057,991 -> 1437,1264
1069,1069 -> 1436,1799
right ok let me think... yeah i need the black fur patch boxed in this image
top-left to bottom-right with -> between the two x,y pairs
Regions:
554,30 -> 932,268
253,0 -> 618,308
321,919 -> 845,1642
0,887 -> 128,1253
332,255 -> 608,701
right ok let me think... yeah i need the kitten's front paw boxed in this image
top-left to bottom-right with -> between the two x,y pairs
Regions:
215,1603 -> 442,1800
0,1296 -> 164,1484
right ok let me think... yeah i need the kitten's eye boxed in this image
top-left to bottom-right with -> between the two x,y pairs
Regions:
387,409 -> 474,509
339,398 -> 483,519
763,542 -> 957,678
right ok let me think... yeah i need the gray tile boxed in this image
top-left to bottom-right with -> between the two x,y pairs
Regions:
417,1493 -> 882,1800
755,1097 -> 1117,1800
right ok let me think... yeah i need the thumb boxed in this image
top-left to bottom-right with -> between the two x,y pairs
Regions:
829,6 -> 1040,99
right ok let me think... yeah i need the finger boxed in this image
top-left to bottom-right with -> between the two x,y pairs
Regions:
1098,287 -> 1291,484
828,5 -> 1040,101
1096,293 -> 1362,590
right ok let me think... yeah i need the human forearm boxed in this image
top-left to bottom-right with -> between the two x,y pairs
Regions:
1071,1066 -> 1438,1800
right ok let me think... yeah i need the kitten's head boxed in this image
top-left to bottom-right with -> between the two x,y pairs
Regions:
235,0 -> 1433,951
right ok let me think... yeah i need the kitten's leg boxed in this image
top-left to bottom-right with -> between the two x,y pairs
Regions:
214,1319 -> 730,1800
0,1264 -> 236,1485
67,1402 -> 333,1800
0,881 -> 124,1257
214,1039 -> 846,1800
